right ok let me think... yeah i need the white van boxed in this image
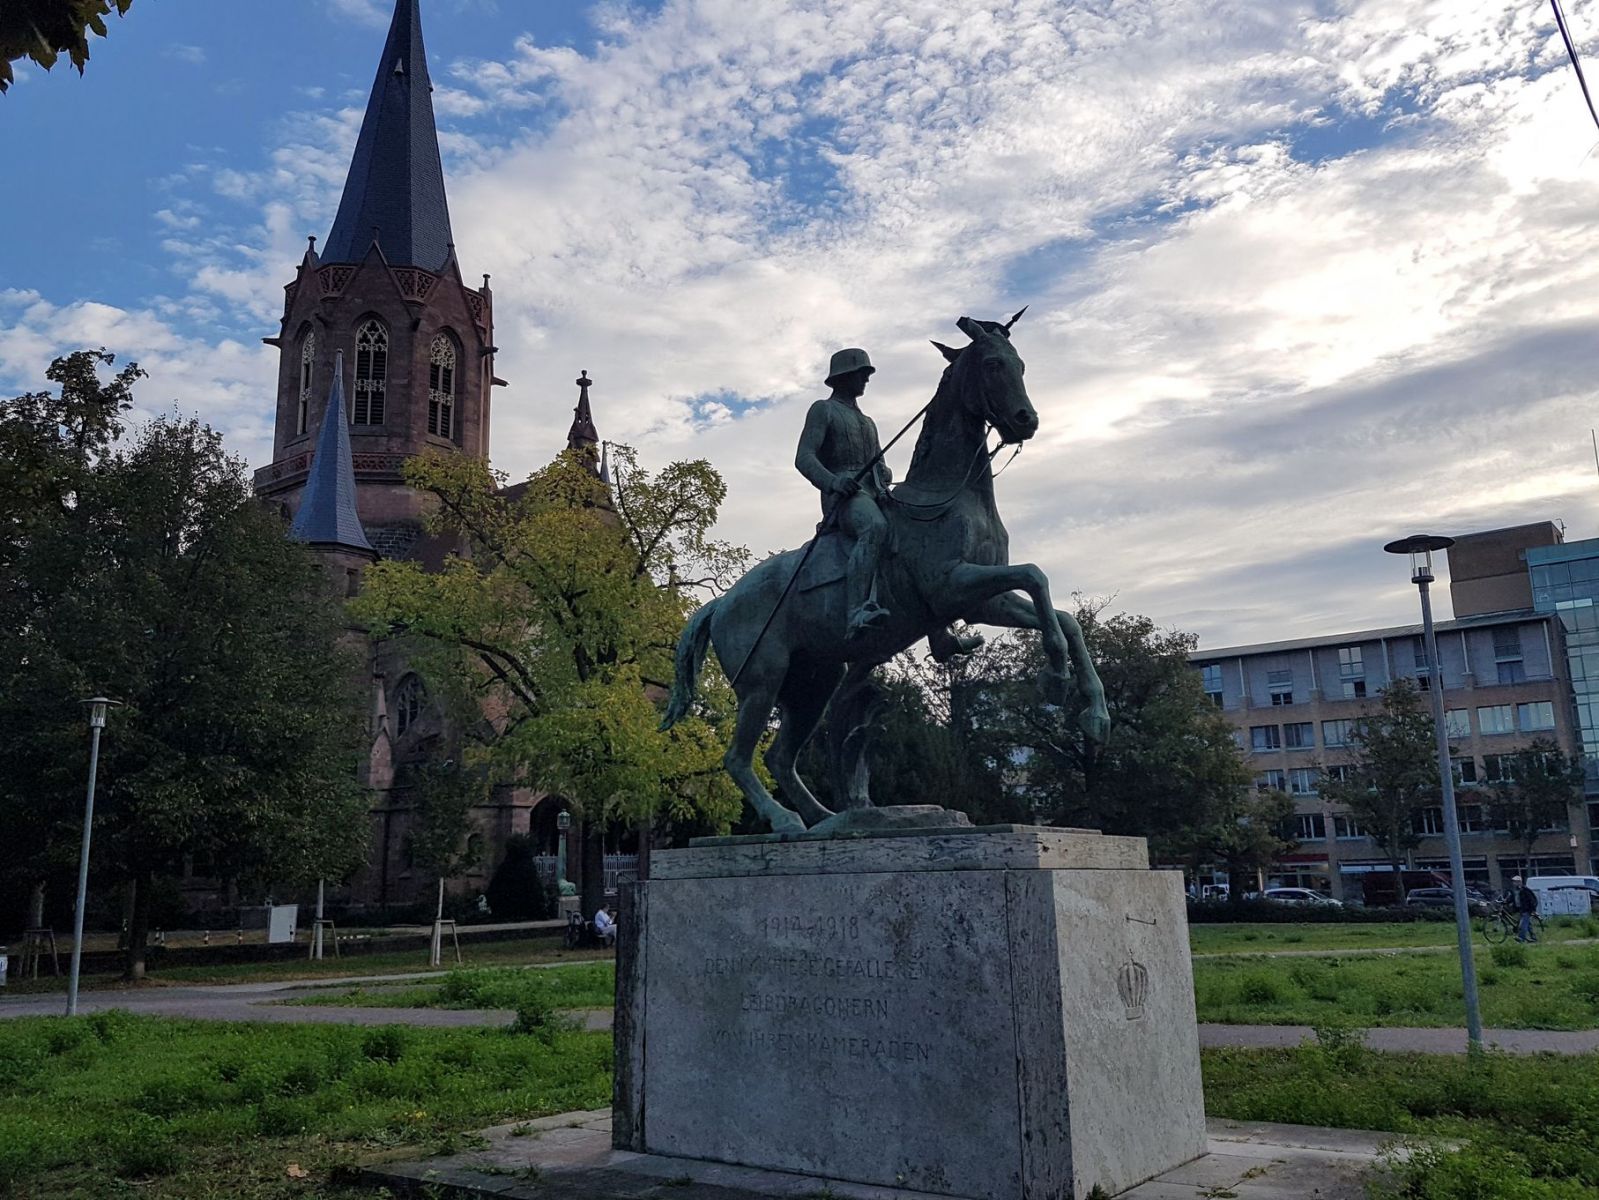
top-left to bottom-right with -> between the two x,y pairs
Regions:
1525,876 -> 1599,916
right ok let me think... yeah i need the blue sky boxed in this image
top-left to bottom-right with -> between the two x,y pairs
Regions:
5,0 -> 1599,648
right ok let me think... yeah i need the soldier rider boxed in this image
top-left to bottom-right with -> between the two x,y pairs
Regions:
795,348 -> 983,659
795,348 -> 892,641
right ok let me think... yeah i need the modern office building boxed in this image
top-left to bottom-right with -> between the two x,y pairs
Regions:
1191,521 -> 1594,899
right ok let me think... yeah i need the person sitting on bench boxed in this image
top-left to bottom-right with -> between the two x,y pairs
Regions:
593,906 -> 617,948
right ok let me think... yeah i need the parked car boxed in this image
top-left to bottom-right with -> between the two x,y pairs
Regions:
1262,887 -> 1342,907
1404,887 -> 1492,915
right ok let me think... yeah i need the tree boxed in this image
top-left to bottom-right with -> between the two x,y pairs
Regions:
1,0 -> 133,93
1319,679 -> 1437,878
0,349 -> 137,928
1486,737 -> 1584,860
1,357 -> 371,976
1195,787 -> 1298,903
959,607 -> 1255,848
352,446 -> 747,919
485,833 -> 555,921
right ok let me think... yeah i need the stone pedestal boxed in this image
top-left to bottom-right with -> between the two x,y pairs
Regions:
613,826 -> 1206,1200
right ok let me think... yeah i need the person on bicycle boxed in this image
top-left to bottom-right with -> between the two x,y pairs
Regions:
1512,875 -> 1539,943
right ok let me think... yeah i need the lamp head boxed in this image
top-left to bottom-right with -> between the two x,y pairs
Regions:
1383,534 -> 1455,585
80,696 -> 122,729
556,810 -> 572,832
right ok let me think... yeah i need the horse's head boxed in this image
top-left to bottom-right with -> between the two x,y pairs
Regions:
931,308 -> 1037,444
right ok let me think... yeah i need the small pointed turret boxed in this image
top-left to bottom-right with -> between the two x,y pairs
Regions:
320,0 -> 453,269
290,351 -> 376,555
567,369 -> 601,468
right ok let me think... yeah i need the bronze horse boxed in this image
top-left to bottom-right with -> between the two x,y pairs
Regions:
661,315 -> 1110,833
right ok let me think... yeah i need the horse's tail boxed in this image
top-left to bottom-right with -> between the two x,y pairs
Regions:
660,598 -> 719,731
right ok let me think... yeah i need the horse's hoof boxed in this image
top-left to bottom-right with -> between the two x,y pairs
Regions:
767,808 -> 807,834
1040,669 -> 1072,707
1079,706 -> 1111,744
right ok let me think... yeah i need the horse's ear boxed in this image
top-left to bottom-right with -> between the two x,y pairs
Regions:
1004,305 -> 1028,331
930,340 -> 962,363
956,316 -> 987,340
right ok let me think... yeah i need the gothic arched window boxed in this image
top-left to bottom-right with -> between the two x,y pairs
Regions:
352,319 -> 388,425
427,334 -> 456,439
393,675 -> 425,737
296,330 -> 315,435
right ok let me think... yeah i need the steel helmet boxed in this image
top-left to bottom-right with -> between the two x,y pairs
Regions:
825,347 -> 875,385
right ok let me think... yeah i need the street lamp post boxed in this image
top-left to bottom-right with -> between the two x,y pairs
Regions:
67,697 -> 119,1017
556,810 -> 572,889
1383,535 -> 1483,1051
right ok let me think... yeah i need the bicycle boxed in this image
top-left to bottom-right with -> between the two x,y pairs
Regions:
1481,901 -> 1544,944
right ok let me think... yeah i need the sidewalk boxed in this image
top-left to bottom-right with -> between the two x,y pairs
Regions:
3,971 -> 1594,1052
363,1109 -> 1390,1200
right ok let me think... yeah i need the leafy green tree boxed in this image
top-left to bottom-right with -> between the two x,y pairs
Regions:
960,607 -> 1254,847
1486,737 -> 1584,860
1,0 -> 133,93
1,357 -> 370,975
0,349 -> 138,927
1197,787 -> 1299,902
1319,679 -> 1437,878
352,445 -> 746,919
485,833 -> 555,921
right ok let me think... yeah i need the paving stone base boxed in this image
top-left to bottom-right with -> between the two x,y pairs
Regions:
362,1109 -> 1392,1199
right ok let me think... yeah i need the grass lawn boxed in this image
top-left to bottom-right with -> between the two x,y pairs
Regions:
282,964 -> 616,1013
1,937 -> 608,995
1205,1041 -> 1599,1197
1189,914 -> 1599,956
1194,937 -> 1599,1029
0,1012 -> 610,1199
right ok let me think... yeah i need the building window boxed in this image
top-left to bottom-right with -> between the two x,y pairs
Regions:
1333,813 -> 1367,839
1444,709 -> 1470,740
1413,806 -> 1446,836
1494,627 -> 1525,684
297,330 -> 315,435
1338,645 -> 1366,696
1478,705 -> 1514,735
1322,719 -> 1357,748
1251,725 -> 1282,752
427,334 -> 456,439
1326,763 -> 1356,784
1453,756 -> 1478,785
353,319 -> 388,425
1458,804 -> 1487,833
1200,663 -> 1223,707
1294,812 -> 1326,840
1257,769 -> 1287,791
1284,722 -> 1315,749
1288,767 -> 1318,795
1517,701 -> 1555,731
1589,800 -> 1599,832
393,675 -> 425,736
1267,669 -> 1294,705
1483,753 -> 1512,783
1412,635 -> 1432,689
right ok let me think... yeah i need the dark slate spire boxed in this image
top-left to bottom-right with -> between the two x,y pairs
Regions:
320,0 -> 454,269
291,351 -> 375,554
567,369 -> 600,456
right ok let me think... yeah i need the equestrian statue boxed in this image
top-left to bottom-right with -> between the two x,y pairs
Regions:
660,312 -> 1111,833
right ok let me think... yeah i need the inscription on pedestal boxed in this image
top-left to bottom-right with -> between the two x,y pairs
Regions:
643,871 -> 1021,1198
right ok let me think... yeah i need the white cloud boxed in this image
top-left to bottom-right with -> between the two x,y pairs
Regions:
9,0 -> 1599,650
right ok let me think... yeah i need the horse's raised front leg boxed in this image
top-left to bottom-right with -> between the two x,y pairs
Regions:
943,561 -> 1072,705
967,592 -> 1111,745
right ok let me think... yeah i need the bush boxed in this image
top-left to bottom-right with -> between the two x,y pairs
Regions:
361,1027 -> 407,1063
1490,943 -> 1530,969
1187,899 -> 1454,925
1236,974 -> 1284,1005
484,834 -> 557,921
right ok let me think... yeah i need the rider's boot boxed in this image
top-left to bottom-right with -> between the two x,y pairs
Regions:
845,552 -> 890,641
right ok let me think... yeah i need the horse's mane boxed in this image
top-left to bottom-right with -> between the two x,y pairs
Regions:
905,361 -> 959,476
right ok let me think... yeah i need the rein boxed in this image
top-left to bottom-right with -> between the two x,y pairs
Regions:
894,424 -> 1013,521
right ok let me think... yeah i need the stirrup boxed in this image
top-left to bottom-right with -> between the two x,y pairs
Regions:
847,602 -> 891,638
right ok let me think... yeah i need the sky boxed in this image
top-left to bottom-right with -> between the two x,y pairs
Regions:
5,0 -> 1599,652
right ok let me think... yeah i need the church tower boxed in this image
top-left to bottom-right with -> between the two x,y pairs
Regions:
255,0 -> 499,565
